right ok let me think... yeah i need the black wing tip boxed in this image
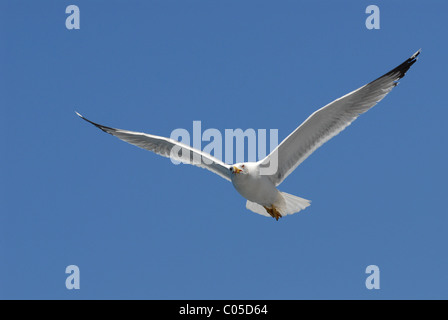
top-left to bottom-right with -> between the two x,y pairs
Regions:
387,49 -> 421,80
411,49 -> 421,59
75,111 -> 116,133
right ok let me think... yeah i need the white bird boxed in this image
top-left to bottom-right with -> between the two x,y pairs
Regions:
77,50 -> 420,221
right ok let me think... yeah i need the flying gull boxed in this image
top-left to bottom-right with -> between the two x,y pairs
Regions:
77,50 -> 420,220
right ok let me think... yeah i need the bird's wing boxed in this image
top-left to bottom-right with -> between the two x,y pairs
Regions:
77,113 -> 232,181
259,50 -> 420,186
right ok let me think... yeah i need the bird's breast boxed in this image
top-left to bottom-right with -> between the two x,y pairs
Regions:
231,173 -> 278,206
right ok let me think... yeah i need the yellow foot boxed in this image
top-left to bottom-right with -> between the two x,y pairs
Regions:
263,205 -> 282,221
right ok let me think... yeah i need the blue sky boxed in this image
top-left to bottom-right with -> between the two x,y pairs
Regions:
1,1 -> 447,299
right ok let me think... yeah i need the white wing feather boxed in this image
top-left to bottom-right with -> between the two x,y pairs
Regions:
76,113 -> 232,181
259,50 -> 420,186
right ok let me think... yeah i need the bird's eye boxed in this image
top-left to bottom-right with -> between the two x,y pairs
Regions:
230,167 -> 233,171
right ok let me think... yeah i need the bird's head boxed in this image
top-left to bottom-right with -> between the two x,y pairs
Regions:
230,163 -> 247,175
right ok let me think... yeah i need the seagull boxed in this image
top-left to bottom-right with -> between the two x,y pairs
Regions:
77,50 -> 420,221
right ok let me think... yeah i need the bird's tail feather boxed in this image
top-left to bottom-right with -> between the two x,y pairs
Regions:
278,192 -> 311,215
246,192 -> 311,218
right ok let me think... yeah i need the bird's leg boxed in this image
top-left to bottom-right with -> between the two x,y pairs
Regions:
263,205 -> 282,221
273,206 -> 282,221
263,206 -> 275,219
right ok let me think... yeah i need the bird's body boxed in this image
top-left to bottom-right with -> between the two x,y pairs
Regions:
77,50 -> 420,221
229,162 -> 310,220
231,163 -> 275,206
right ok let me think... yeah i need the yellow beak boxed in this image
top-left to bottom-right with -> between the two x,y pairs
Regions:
233,166 -> 242,174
